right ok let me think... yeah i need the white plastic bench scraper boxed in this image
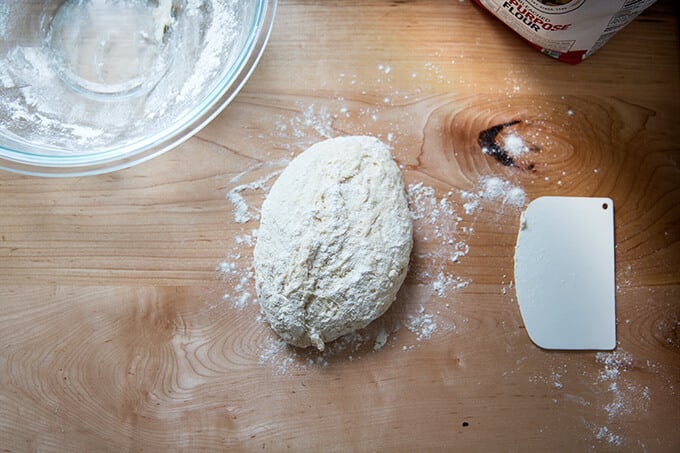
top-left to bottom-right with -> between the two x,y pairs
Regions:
514,196 -> 616,350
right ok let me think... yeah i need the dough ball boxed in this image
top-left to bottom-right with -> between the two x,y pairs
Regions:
253,136 -> 413,350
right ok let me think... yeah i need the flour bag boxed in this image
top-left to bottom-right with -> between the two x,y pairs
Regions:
473,0 -> 657,63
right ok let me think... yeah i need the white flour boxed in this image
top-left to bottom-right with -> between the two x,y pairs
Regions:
176,0 -> 237,103
595,350 -> 651,422
433,272 -> 470,297
595,426 -> 623,447
373,327 -> 390,351
503,341 -> 660,449
218,257 -> 253,310
503,133 -> 529,158
478,176 -> 527,207
406,182 -> 472,264
217,250 -> 254,310
298,104 -> 335,139
406,306 -> 438,341
529,364 -> 566,390
596,350 -> 633,383
0,4 -> 8,40
256,327 -> 383,375
226,171 -> 281,224
274,103 -> 341,154
461,177 -> 526,214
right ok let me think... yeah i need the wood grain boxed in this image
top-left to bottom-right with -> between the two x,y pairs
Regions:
1,1 -> 679,451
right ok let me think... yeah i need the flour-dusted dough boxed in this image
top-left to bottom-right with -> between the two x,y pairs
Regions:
253,136 -> 413,350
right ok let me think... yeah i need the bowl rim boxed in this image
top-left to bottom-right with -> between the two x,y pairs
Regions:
0,0 -> 278,177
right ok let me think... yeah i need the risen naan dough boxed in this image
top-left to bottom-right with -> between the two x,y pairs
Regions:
253,136 -> 413,350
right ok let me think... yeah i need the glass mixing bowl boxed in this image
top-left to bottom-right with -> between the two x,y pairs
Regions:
0,0 -> 276,176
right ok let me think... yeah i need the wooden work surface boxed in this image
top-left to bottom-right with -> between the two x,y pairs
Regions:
1,1 -> 679,451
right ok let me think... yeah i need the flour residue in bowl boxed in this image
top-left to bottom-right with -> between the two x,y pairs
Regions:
0,0 -> 253,157
45,0 -> 177,96
0,4 -> 10,40
174,0 -> 239,105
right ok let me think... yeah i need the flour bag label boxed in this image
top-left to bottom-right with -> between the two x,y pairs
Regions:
474,0 -> 657,63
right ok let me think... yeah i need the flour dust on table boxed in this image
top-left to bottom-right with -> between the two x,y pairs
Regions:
503,345 -> 665,450
217,96 -> 530,371
220,184 -> 525,371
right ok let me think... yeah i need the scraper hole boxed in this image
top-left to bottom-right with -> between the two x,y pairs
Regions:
602,203 -> 609,210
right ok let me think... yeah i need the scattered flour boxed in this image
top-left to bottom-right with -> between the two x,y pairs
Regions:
519,347 -> 658,449
406,306 -> 438,341
529,366 -> 565,390
595,350 -> 651,419
463,199 -> 480,215
226,171 -> 281,224
596,350 -> 634,383
298,104 -> 334,139
402,181 -> 470,346
257,329 -> 379,375
595,426 -> 623,447
274,103 -> 335,146
218,86 -> 532,370
217,163 -> 290,309
462,176 -> 527,213
258,339 -> 297,374
217,251 -> 255,310
503,133 -> 529,158
406,182 -> 471,265
406,182 -> 438,221
222,168 -> 481,365
373,328 -> 390,351
433,272 -> 469,297
590,350 -> 653,447
226,165 -> 528,369
377,64 -> 392,74
478,176 -> 527,207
